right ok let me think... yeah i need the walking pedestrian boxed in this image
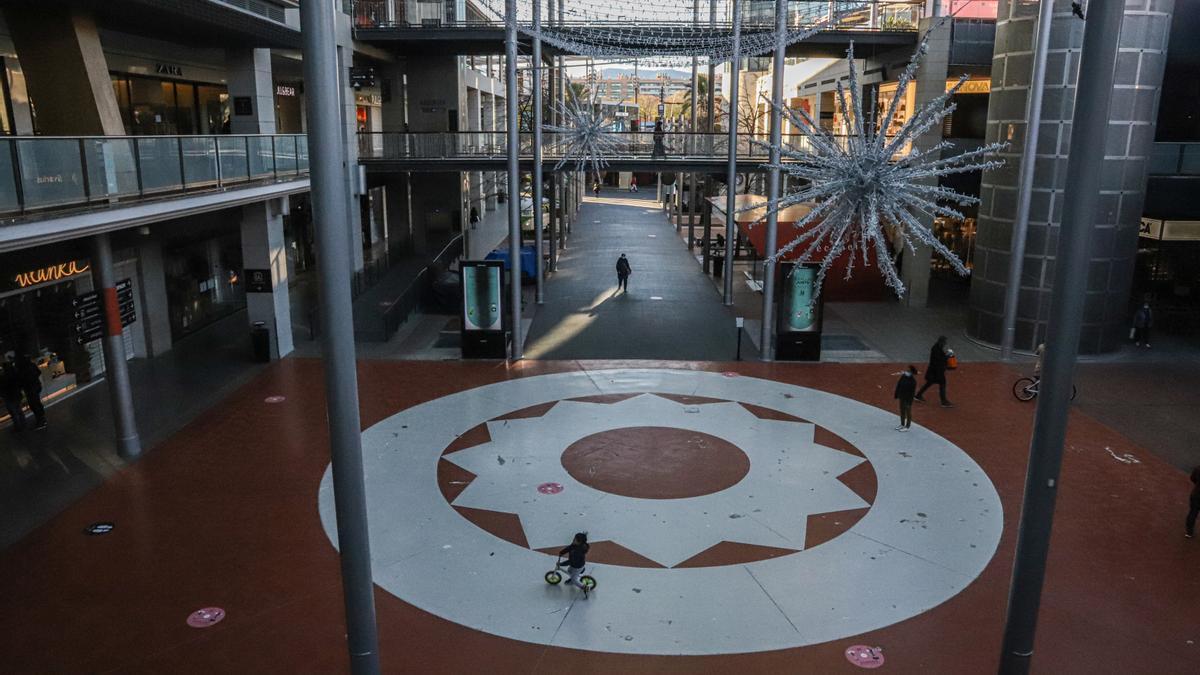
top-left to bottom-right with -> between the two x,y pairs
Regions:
1,356 -> 24,432
592,181 -> 601,198
615,254 -> 632,292
894,365 -> 918,431
16,352 -> 46,429
1132,301 -> 1153,348
1187,465 -> 1200,539
629,175 -> 638,193
915,336 -> 954,407
652,120 -> 666,159
1033,342 -> 1046,378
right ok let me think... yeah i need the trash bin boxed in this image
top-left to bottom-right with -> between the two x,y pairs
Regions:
712,255 -> 724,278
251,321 -> 271,363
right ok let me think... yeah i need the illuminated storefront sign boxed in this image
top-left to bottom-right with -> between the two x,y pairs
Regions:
14,261 -> 90,288
947,78 -> 992,95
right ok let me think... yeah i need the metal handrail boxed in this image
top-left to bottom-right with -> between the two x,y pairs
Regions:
0,133 -> 309,217
356,131 -> 854,161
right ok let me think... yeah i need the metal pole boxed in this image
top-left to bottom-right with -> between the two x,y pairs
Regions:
90,232 -> 140,459
533,0 -> 545,304
688,0 -> 700,251
298,1 -> 380,672
999,4 -> 1124,673
723,0 -> 741,306
506,0 -> 523,359
759,0 -> 785,361
1000,0 -> 1054,360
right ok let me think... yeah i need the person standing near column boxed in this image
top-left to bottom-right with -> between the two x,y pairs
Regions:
915,336 -> 953,407
1132,300 -> 1153,348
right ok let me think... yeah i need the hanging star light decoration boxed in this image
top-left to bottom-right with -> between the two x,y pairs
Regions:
545,79 -> 623,177
751,37 -> 1007,296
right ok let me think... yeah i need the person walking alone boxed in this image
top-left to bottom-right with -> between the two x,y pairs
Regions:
629,175 -> 638,193
615,254 -> 632,292
915,336 -> 954,407
893,365 -> 918,431
1132,301 -> 1153,348
1186,465 -> 1200,539
16,352 -> 46,430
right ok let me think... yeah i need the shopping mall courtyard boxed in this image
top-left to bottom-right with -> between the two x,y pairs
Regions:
1,358 -> 1196,674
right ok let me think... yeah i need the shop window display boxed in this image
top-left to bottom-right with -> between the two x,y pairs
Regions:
0,277 -> 92,422
165,233 -> 246,340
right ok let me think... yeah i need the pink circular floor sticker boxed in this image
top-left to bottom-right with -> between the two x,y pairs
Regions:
264,395 -> 286,404
722,371 -> 740,378
537,482 -> 564,494
187,607 -> 226,628
845,645 -> 885,668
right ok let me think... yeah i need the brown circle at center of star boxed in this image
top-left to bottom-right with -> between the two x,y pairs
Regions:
560,426 -> 750,499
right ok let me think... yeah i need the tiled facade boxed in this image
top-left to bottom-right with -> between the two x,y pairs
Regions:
968,0 -> 1175,353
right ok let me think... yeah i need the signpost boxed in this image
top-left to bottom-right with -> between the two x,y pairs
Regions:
73,279 -> 135,343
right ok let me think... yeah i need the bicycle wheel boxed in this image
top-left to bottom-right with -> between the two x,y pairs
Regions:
580,575 -> 597,591
1013,377 -> 1038,402
544,570 -> 562,585
1070,385 -> 1078,401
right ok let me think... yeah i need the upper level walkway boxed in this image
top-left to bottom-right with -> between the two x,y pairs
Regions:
358,131 -> 837,171
0,134 -> 310,252
352,0 -> 924,57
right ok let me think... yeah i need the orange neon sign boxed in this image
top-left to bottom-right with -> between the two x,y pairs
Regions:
14,261 -> 90,288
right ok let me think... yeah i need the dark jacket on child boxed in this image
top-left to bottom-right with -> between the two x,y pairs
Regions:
894,373 -> 917,401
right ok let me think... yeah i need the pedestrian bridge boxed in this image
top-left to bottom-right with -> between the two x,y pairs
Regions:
352,0 -> 924,57
357,131 -> 843,171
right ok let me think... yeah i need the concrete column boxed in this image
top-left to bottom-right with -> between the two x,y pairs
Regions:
228,48 -> 278,134
91,233 -> 141,459
969,0 -> 1175,354
3,7 -> 123,135
136,238 -> 174,358
900,17 -> 952,308
241,199 -> 294,359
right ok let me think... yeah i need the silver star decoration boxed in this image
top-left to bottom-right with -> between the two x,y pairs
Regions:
752,37 -> 1007,296
545,80 -> 623,178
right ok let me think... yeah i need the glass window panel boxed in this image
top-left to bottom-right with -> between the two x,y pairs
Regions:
247,136 -> 275,177
111,76 -> 131,134
198,86 -> 230,135
217,136 -> 249,182
0,139 -> 18,211
84,138 -> 138,198
274,135 -> 297,174
135,137 -> 182,192
180,136 -> 218,186
16,139 -> 87,208
128,77 -> 173,135
175,82 -> 197,135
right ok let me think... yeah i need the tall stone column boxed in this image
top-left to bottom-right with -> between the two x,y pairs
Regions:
228,49 -> 278,134
136,238 -> 174,358
4,8 -> 123,135
240,199 -> 295,359
968,0 -> 1174,354
900,17 -> 952,307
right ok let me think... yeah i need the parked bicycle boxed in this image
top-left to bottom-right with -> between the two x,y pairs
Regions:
1012,376 -> 1077,402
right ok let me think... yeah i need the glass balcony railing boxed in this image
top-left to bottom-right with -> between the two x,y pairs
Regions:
1149,143 -> 1200,176
353,0 -> 924,31
0,134 -> 309,217
357,131 -> 850,161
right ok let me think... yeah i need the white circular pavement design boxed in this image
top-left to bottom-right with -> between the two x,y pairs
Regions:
317,369 -> 1003,655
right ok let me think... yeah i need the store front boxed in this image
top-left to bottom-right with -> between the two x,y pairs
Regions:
0,247 -> 145,422
274,82 -> 303,134
111,74 -> 230,135
163,231 -> 245,340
